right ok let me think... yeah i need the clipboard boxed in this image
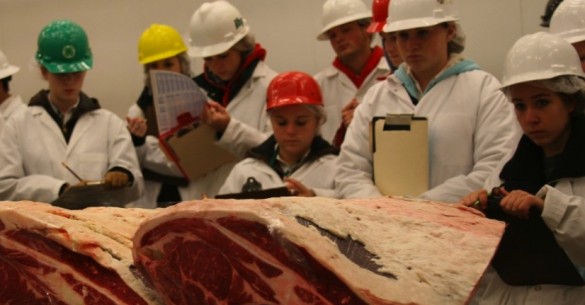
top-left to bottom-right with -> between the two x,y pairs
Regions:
370,114 -> 429,197
159,124 -> 238,181
215,187 -> 292,199
52,181 -> 129,210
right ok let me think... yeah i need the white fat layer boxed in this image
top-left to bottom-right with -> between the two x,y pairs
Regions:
0,201 -> 162,305
134,197 -> 505,305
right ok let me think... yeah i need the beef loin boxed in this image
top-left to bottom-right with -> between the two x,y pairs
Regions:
132,196 -> 505,305
0,201 -> 161,305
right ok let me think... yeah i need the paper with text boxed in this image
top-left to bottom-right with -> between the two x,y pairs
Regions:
150,70 -> 207,134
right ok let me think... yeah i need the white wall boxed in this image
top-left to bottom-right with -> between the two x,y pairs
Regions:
0,0 -> 547,118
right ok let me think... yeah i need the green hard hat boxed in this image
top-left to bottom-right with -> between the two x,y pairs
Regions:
36,20 -> 93,73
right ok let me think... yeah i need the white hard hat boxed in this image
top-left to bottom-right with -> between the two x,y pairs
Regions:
188,0 -> 250,58
317,0 -> 372,41
383,0 -> 458,33
501,32 -> 585,89
549,0 -> 585,44
0,50 -> 20,80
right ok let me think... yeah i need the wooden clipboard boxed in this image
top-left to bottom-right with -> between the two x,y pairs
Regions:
370,114 -> 429,197
159,124 -> 238,181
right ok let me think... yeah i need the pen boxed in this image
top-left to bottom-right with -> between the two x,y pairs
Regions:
61,162 -> 84,182
472,187 -> 502,208
472,190 -> 491,207
472,198 -> 482,208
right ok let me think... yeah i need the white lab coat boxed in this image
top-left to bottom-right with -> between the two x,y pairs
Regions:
127,104 -> 191,209
218,155 -> 337,198
184,61 -> 277,199
0,106 -> 143,204
314,57 -> 390,142
335,70 -> 520,202
469,145 -> 585,305
0,94 -> 26,131
214,61 -> 277,157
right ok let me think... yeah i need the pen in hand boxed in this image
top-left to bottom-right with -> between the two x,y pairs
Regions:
472,187 -> 503,208
61,162 -> 84,182
472,197 -> 485,208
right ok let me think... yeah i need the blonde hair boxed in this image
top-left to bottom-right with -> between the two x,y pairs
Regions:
232,34 -> 256,53
143,52 -> 191,88
268,104 -> 328,134
445,22 -> 465,54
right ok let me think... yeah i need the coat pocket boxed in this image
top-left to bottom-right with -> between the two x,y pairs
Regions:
71,153 -> 108,182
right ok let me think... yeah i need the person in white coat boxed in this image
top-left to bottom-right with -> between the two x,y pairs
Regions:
335,0 -> 519,202
186,0 -> 277,199
0,50 -> 25,131
368,0 -> 403,70
0,20 -> 142,206
126,24 -> 192,208
219,71 -> 338,198
315,0 -> 391,147
461,32 -> 585,305
550,0 -> 585,72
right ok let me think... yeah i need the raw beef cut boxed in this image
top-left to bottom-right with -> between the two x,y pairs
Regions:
0,201 -> 161,305
133,196 -> 505,305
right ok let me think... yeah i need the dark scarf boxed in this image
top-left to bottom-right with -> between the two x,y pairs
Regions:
136,85 -> 153,110
247,135 -> 339,180
28,90 -> 100,143
489,114 -> 585,286
194,44 -> 266,107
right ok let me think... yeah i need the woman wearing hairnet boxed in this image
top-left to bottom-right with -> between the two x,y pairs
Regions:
461,32 -> 585,305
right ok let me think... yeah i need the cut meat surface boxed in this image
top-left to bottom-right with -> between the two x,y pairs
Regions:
133,196 -> 505,305
138,216 -> 369,305
0,201 -> 161,305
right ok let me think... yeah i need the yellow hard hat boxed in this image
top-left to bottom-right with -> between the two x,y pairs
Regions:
138,24 -> 187,65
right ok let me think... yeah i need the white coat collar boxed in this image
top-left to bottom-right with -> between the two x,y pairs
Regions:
323,56 -> 390,78
0,94 -> 24,120
226,61 -> 275,108
250,61 -> 272,80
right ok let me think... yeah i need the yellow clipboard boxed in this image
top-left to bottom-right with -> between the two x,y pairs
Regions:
160,124 -> 238,181
370,114 -> 429,197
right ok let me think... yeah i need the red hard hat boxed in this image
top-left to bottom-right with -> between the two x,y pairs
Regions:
266,71 -> 323,110
367,0 -> 390,33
